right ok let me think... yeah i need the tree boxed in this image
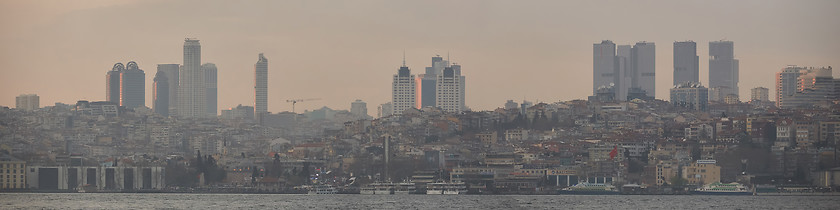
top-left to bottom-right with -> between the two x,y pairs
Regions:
670,175 -> 687,187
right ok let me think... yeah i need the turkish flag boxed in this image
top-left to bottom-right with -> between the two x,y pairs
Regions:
609,146 -> 618,160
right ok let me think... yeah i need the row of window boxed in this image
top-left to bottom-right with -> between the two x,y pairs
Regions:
1,164 -> 23,168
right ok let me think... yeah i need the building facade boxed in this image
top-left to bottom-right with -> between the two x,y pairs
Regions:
120,61 -> 145,109
750,87 -> 769,102
350,99 -> 368,119
15,94 -> 39,111
153,71 -> 169,116
670,81 -> 709,111
156,64 -> 180,116
392,64 -> 415,115
632,42 -> 656,98
106,63 -> 123,104
255,53 -> 268,120
203,63 -> 217,116
674,41 -> 699,86
178,38 -> 205,119
593,40 -> 618,96
436,67 -> 464,113
709,41 -> 739,100
0,155 -> 26,189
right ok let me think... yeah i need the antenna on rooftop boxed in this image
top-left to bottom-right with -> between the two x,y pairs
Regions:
402,50 -> 406,67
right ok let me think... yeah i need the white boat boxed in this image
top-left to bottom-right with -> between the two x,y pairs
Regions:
394,182 -> 416,194
693,182 -> 752,195
426,182 -> 466,195
360,182 -> 395,195
307,185 -> 337,194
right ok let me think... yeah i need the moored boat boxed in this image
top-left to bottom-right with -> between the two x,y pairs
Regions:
558,182 -> 620,195
693,182 -> 752,195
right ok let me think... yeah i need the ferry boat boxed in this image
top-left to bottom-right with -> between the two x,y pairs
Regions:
394,182 -> 416,194
558,182 -> 621,195
693,182 -> 752,195
426,182 -> 467,195
307,185 -> 338,194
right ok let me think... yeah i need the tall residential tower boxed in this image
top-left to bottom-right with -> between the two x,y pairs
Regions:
255,53 -> 268,120
178,38 -> 205,118
392,59 -> 415,115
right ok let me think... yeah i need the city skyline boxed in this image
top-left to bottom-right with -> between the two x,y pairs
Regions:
1,1 -> 839,112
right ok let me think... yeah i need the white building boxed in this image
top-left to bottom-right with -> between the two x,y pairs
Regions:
178,38 -> 206,119
392,64 -> 415,115
435,67 -> 463,113
15,94 -> 39,111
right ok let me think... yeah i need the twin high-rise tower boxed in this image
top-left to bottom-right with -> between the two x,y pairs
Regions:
105,61 -> 145,109
389,54 -> 466,116
593,40 -> 739,103
593,40 -> 656,101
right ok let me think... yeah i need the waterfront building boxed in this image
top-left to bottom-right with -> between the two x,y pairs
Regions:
15,94 -> 39,111
682,160 -> 721,186
178,38 -> 205,119
26,165 -> 165,191
0,155 -> 26,189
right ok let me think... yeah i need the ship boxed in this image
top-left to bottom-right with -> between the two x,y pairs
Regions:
693,182 -> 752,195
558,182 -> 621,195
426,182 -> 467,195
306,185 -> 338,194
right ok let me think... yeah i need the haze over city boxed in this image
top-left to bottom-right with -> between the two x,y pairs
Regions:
1,0 -> 838,112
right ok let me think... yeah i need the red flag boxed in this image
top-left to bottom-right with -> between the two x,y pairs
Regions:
609,146 -> 618,160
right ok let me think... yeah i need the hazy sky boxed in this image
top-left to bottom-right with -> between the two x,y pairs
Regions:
1,0 -> 838,113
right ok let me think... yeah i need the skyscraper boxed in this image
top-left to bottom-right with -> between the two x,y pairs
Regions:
153,71 -> 169,116
776,66 -> 836,108
436,67 -> 463,113
392,60 -> 415,115
106,63 -> 124,104
203,63 -> 218,117
15,94 -> 39,111
255,53 -> 268,121
157,64 -> 180,116
593,40 -> 618,96
631,41 -> 656,98
416,55 -> 448,109
674,41 -> 699,85
709,40 -> 739,100
120,61 -> 145,109
178,38 -> 205,118
779,67 -> 838,108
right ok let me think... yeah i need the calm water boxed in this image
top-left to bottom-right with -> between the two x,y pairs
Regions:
1,193 -> 839,209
